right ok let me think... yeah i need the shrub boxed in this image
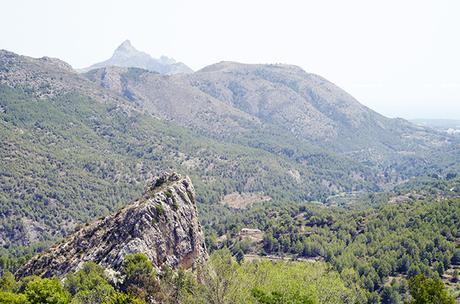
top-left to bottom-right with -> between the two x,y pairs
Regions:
24,277 -> 70,304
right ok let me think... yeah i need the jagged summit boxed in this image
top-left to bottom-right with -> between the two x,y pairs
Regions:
80,40 -> 193,75
112,40 -> 149,60
116,39 -> 135,52
15,172 -> 207,281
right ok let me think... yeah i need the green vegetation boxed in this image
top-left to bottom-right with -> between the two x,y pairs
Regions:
1,62 -> 459,304
0,292 -> 27,304
24,277 -> 70,304
0,255 -> 145,303
154,204 -> 165,216
408,274 -> 455,304
1,250 -> 454,303
0,84 -> 384,259
121,253 -> 158,302
0,242 -> 53,276
204,187 -> 460,302
65,262 -> 115,303
188,249 -> 365,304
0,250 -> 368,304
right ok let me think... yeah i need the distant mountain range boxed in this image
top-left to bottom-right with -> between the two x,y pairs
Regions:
80,40 -> 193,75
411,118 -> 460,129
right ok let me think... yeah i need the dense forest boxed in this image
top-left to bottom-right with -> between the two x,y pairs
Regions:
202,176 -> 460,302
2,177 -> 458,303
0,85 -> 385,247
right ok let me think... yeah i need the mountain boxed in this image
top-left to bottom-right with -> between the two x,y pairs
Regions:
1,47 -> 459,304
15,172 -> 207,279
85,62 -> 454,168
1,50 -> 385,251
80,40 -> 193,75
0,49 -> 458,256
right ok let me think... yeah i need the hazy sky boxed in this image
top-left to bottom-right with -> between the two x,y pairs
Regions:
1,0 -> 459,119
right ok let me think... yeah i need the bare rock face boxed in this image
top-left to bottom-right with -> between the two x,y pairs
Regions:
15,172 -> 207,280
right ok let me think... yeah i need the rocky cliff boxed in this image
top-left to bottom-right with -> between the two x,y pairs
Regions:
15,172 -> 207,280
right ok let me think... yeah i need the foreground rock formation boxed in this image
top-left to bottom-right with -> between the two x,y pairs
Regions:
15,172 -> 207,279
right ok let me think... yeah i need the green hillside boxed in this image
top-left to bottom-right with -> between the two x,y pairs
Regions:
0,83 -> 380,248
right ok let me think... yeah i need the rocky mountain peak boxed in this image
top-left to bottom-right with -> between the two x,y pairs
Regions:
15,172 -> 208,281
113,39 -> 146,59
116,39 -> 134,51
81,40 -> 193,75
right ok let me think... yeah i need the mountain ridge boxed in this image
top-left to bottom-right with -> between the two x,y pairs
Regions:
85,62 -> 451,162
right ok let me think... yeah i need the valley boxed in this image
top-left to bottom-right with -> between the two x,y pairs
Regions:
0,42 -> 458,303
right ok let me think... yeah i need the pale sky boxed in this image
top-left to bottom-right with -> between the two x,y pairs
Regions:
1,0 -> 459,119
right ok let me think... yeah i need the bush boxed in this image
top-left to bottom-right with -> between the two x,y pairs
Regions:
0,291 -> 27,304
65,261 -> 115,303
408,274 -> 454,304
121,253 -> 158,302
24,277 -> 70,304
155,204 -> 165,216
106,292 -> 144,304
0,271 -> 16,292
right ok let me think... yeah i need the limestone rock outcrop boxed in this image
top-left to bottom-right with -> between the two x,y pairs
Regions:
15,172 -> 207,279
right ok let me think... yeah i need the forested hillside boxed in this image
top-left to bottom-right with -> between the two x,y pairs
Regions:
0,49 -> 459,303
0,84 -> 381,246
204,177 -> 460,302
0,49 -> 394,249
